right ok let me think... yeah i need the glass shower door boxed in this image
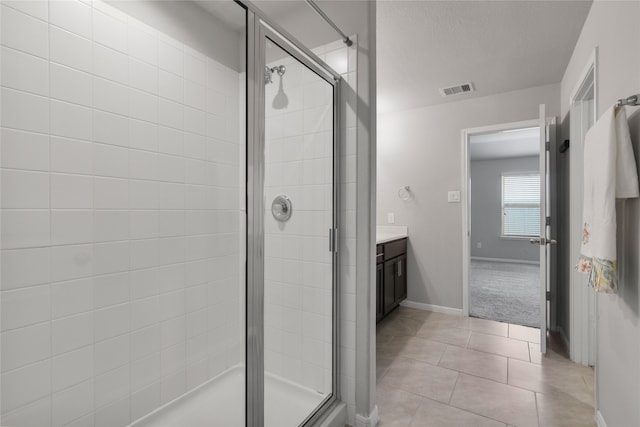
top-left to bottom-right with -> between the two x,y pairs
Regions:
261,31 -> 338,427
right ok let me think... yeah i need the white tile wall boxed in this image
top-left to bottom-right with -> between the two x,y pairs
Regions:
0,1 -> 244,426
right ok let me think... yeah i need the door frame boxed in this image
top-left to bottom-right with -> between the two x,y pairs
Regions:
461,119 -> 541,318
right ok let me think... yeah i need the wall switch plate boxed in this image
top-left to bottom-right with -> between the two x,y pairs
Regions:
387,213 -> 395,224
448,190 -> 461,203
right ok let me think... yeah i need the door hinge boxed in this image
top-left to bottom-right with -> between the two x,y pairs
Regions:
546,216 -> 551,226
546,291 -> 551,301
545,141 -> 550,151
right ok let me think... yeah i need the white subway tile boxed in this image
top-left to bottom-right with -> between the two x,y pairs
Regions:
157,264 -> 185,294
158,183 -> 185,210
185,81 -> 207,111
1,248 -> 50,291
130,211 -> 159,241
0,285 -> 50,332
0,322 -> 50,373
184,106 -> 207,136
93,77 -> 129,116
1,210 -> 50,249
64,412 -> 94,427
93,241 -> 130,276
131,296 -> 160,331
129,89 -> 158,123
51,379 -> 94,427
129,180 -> 159,209
51,174 -> 92,209
50,62 -> 92,107
159,290 -> 185,322
129,119 -> 159,152
161,344 -> 185,377
158,98 -> 183,130
95,365 -> 129,408
0,128 -> 49,172
130,324 -> 160,360
95,395 -> 130,427
93,177 -> 128,209
158,41 -> 183,77
130,268 -> 159,301
130,58 -> 158,95
52,346 -> 93,392
158,126 -> 183,156
94,303 -> 130,342
184,53 -> 206,85
94,210 -> 130,242
50,0 -> 92,39
128,25 -> 158,66
1,88 -> 49,134
50,100 -> 92,141
157,154 -> 184,183
93,143 -> 128,178
0,396 -> 50,427
52,210 -> 94,246
52,312 -> 93,355
3,0 -> 48,21
0,359 -> 51,413
130,239 -> 159,270
131,353 -> 160,392
1,169 -> 49,208
94,334 -> 129,375
51,136 -> 93,175
128,149 -> 158,181
50,26 -> 91,72
0,5 -> 48,59
93,110 -> 129,147
51,244 -> 93,282
159,69 -> 183,103
131,382 -> 160,421
206,89 -> 226,116
93,8 -> 127,53
51,277 -> 93,319
94,272 -> 130,309
1,46 -> 49,96
93,43 -> 128,85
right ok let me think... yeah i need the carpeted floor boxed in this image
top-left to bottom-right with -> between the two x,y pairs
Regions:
469,260 -> 540,328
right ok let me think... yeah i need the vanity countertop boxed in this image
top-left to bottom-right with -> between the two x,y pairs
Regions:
376,226 -> 408,244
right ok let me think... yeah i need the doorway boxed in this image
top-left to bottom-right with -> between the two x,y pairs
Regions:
465,124 -> 542,327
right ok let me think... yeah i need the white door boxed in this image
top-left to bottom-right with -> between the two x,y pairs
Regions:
535,104 -> 553,353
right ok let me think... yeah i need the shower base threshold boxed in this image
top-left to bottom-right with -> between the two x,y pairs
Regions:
132,365 -> 326,427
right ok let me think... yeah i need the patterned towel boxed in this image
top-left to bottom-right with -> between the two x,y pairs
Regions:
577,105 -> 639,292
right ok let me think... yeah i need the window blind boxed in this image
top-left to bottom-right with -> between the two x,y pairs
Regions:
502,174 -> 540,237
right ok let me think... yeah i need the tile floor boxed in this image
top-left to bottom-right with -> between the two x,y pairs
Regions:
376,307 -> 595,427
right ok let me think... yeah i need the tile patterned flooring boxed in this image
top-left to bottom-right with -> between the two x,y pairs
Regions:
376,307 -> 596,427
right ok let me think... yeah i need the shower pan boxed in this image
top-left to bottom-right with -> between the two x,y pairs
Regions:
0,0 -> 343,426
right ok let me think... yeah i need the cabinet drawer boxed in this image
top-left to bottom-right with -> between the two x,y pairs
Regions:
384,238 -> 406,260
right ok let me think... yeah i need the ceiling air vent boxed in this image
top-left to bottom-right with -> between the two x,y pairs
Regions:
439,82 -> 475,97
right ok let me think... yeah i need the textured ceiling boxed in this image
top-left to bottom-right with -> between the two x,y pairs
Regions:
470,127 -> 540,160
377,0 -> 592,113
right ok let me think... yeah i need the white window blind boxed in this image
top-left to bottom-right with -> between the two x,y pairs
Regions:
502,174 -> 540,237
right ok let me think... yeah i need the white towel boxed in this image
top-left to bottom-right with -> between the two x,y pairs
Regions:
577,105 -> 639,292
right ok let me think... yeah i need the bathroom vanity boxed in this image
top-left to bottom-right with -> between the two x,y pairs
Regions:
376,228 -> 408,322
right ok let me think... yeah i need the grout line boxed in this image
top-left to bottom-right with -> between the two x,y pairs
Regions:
534,391 -> 541,427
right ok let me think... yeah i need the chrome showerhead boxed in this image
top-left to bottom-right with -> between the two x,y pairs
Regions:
264,65 -> 286,85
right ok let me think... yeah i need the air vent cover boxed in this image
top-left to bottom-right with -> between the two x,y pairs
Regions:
439,82 -> 475,97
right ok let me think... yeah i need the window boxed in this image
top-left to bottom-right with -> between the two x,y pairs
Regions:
501,173 -> 540,237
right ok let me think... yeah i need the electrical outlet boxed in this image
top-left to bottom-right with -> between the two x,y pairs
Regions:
477,242 -> 482,249
387,213 -> 395,224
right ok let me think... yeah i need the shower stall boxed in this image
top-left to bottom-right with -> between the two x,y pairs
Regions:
0,1 -> 345,426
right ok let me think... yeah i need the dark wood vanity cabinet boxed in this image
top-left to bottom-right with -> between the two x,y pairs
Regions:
376,238 -> 407,322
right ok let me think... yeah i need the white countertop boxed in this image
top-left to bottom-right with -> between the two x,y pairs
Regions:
376,226 -> 408,244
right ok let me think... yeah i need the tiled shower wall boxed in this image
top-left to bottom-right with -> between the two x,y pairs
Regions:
0,1 -> 243,426
263,40 -> 356,401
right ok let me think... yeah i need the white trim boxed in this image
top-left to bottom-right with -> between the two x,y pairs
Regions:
319,402 -> 348,427
595,410 -> 608,427
471,256 -> 540,265
355,405 -> 379,427
555,324 -> 570,353
461,119 -> 540,317
400,300 -> 463,316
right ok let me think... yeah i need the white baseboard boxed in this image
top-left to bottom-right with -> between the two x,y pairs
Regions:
400,300 -> 462,316
471,256 -> 540,265
355,405 -> 379,427
595,410 -> 607,427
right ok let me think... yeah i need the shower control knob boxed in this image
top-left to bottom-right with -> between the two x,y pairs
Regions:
271,195 -> 292,222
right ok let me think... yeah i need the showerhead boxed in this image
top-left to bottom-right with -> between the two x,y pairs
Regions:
264,65 -> 286,85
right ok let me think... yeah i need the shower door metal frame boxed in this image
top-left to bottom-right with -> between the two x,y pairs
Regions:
246,6 -> 343,427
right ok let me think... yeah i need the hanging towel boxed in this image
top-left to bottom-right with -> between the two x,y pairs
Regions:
577,105 -> 639,292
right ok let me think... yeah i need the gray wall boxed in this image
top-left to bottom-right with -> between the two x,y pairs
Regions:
470,156 -> 540,262
559,2 -> 640,425
377,83 -> 560,309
